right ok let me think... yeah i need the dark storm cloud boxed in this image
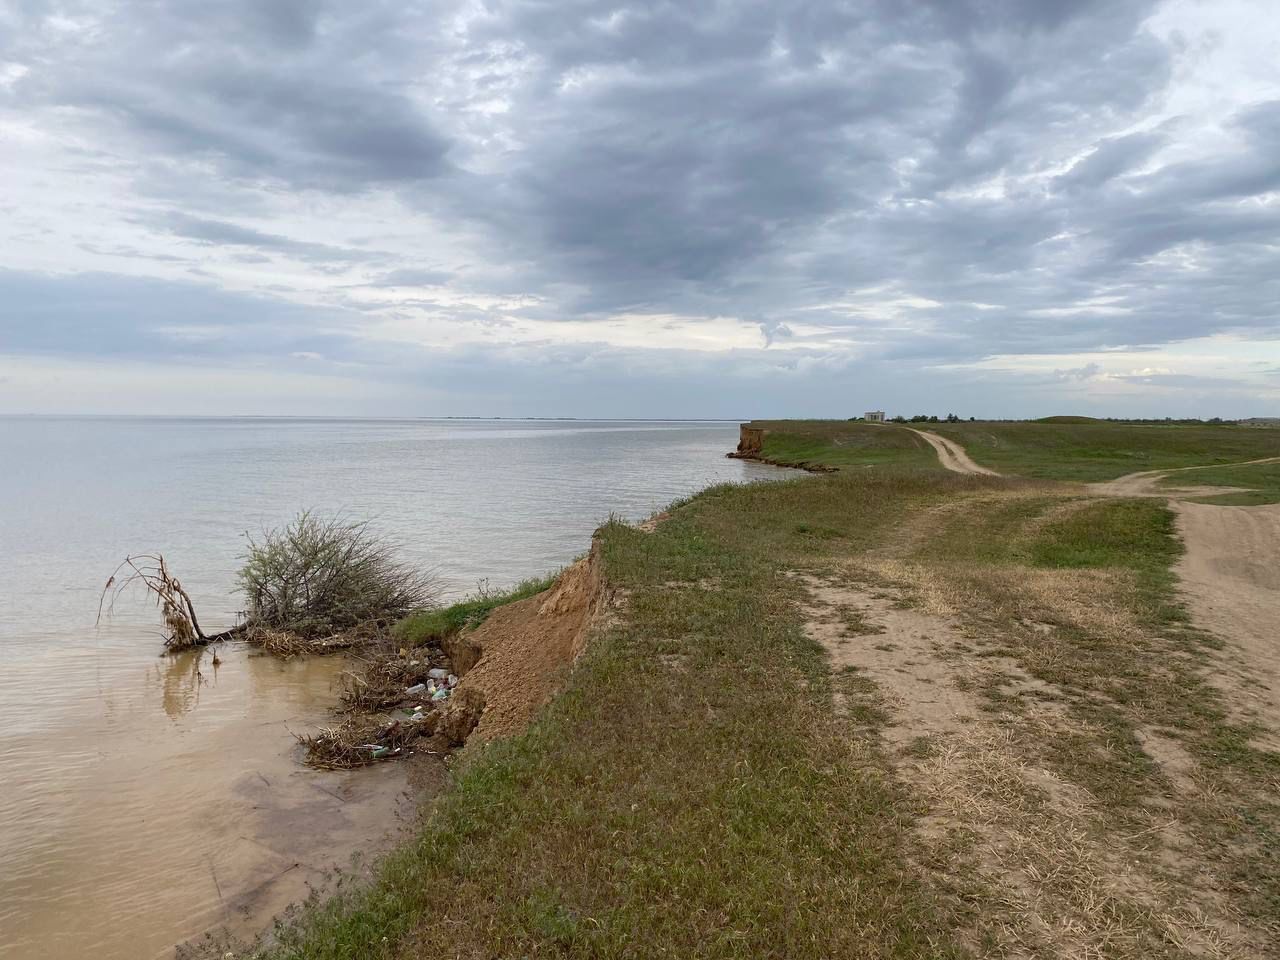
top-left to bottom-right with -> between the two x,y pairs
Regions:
3,0 -> 1279,409
434,0 -> 1191,337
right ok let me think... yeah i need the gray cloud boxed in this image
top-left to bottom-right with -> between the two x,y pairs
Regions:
0,269 -> 357,360
2,0 -> 1279,415
157,213 -> 378,265
1056,129 -> 1169,191
367,268 -> 455,288
1115,373 -> 1247,389
8,1 -> 451,191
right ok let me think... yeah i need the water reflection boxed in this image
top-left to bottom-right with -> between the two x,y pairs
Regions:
156,648 -> 209,719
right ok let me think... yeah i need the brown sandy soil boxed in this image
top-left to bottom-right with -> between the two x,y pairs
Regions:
447,544 -> 610,740
908,428 -> 1000,476
796,573 -> 980,744
790,447 -> 1280,956
797,564 -> 1260,958
1086,459 -> 1280,750
1174,502 -> 1280,751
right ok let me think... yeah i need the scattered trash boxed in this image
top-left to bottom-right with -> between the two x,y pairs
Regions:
296,634 -> 467,767
299,713 -> 440,769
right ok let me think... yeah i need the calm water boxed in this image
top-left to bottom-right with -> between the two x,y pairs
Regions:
0,417 -> 782,959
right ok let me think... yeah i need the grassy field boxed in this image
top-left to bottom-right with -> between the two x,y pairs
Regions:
252,421 -> 1280,959
1158,459 -> 1280,505
922,420 -> 1280,481
750,419 -> 939,470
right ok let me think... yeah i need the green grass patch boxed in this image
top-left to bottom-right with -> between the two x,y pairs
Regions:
1029,499 -> 1179,574
256,470 -> 980,960
748,419 -> 941,471
926,421 -> 1280,481
1159,459 -> 1280,505
393,575 -> 555,646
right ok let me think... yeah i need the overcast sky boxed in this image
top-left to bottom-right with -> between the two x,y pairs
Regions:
1,0 -> 1277,418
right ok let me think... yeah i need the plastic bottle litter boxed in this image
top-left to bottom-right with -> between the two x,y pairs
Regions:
371,746 -> 390,759
431,687 -> 451,701
428,668 -> 449,680
447,674 -> 459,687
405,683 -> 426,695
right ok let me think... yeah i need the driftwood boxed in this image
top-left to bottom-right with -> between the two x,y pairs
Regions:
99,554 -> 244,650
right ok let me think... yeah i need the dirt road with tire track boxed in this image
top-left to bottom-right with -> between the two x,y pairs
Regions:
907,429 -> 1000,476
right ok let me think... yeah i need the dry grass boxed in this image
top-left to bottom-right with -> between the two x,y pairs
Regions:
909,721 -> 1252,959
243,625 -> 365,659
853,489 -> 1279,956
299,714 -> 439,770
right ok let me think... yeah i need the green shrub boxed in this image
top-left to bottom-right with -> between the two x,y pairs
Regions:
238,511 -> 436,637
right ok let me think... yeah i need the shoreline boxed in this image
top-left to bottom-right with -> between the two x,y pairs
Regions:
2,418 -> 779,960
237,418 -> 1280,959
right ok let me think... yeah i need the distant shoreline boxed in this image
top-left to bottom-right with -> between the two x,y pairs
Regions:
0,414 -> 749,422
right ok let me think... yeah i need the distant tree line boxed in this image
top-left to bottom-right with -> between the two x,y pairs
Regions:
848,415 -> 1241,426
866,414 -> 975,423
1098,417 -> 1236,425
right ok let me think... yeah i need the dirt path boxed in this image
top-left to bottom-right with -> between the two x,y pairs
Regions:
1094,459 -> 1280,748
1174,501 -> 1280,746
906,429 -> 999,476
1088,455 -> 1280,498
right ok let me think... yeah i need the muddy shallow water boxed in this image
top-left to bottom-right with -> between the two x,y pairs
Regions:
2,643 -> 420,960
0,417 -> 786,959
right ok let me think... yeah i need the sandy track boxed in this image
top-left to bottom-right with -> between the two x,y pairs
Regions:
1175,501 -> 1280,746
1089,455 -> 1280,498
1096,460 -> 1280,747
907,429 -> 1000,476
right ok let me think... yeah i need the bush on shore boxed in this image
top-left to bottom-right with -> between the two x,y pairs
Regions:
238,511 -> 437,639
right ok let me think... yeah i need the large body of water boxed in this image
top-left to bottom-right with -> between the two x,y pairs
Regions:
0,417 -> 784,960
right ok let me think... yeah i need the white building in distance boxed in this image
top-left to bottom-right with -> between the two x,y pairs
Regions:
864,411 -> 886,423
